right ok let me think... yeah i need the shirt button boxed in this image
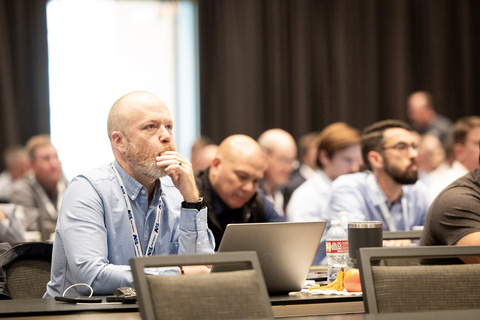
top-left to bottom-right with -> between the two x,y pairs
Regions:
197,241 -> 201,245
141,190 -> 146,194
197,217 -> 201,222
131,195 -> 136,200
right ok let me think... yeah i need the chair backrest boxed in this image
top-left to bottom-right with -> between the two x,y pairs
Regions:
0,242 -> 53,299
130,251 -> 274,320
358,245 -> 480,314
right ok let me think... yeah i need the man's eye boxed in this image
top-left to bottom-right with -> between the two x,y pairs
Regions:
146,124 -> 155,129
166,124 -> 173,130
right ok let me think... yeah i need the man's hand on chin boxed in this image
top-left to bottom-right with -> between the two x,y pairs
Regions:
156,151 -> 199,202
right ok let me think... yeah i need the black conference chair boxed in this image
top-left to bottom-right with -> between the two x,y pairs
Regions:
130,251 -> 274,320
358,245 -> 480,314
0,242 -> 53,299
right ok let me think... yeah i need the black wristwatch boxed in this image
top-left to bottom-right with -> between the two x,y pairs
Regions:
181,197 -> 205,210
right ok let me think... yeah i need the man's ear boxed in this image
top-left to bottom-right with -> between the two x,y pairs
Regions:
112,131 -> 127,153
318,149 -> 329,167
367,150 -> 383,170
211,156 -> 220,169
454,143 -> 465,163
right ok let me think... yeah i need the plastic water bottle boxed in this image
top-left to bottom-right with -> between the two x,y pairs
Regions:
326,220 -> 349,283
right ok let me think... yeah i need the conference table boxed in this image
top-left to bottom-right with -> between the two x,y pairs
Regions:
0,292 -> 364,319
0,296 -> 478,320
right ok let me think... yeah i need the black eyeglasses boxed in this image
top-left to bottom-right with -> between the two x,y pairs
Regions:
383,142 -> 418,154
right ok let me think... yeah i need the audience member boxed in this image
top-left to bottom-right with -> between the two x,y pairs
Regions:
287,123 -> 362,264
45,91 -> 214,297
287,123 -> 361,221
191,144 -> 218,171
195,134 -> 285,249
328,120 -> 431,244
191,135 -> 215,168
416,134 -> 448,186
283,131 -> 319,205
407,91 -> 452,143
257,129 -> 297,216
11,135 -> 67,241
0,145 -> 31,203
426,116 -> 480,199
420,164 -> 480,264
0,204 -> 25,243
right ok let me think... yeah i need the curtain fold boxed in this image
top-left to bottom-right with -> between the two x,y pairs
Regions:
0,0 -> 50,171
198,0 -> 480,144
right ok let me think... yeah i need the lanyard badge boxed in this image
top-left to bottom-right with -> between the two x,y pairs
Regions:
111,163 -> 161,257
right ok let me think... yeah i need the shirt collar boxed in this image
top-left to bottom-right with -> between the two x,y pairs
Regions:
113,160 -> 155,201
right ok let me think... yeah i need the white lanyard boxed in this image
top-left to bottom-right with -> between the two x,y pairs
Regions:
366,173 -> 409,232
111,163 -> 161,257
32,177 -> 66,219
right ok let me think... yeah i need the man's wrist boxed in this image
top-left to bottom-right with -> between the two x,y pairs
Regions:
181,198 -> 205,211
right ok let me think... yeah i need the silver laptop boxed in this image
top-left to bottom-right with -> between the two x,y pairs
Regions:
216,221 -> 326,294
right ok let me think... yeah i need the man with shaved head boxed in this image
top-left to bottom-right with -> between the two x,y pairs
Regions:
407,91 -> 451,143
195,134 -> 285,249
45,91 -> 214,298
257,129 -> 298,216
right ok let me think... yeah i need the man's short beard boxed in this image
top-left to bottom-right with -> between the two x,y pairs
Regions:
125,140 -> 175,180
383,156 -> 418,185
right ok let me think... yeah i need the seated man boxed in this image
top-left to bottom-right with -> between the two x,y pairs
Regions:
45,91 -> 214,297
0,145 -> 31,203
11,135 -> 67,241
195,134 -> 285,249
426,115 -> 480,199
287,123 -> 362,264
0,204 -> 25,243
420,150 -> 480,264
257,129 -> 297,216
328,120 -> 431,241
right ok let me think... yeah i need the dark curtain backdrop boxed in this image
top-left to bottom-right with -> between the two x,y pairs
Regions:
0,0 -> 50,171
198,0 -> 480,144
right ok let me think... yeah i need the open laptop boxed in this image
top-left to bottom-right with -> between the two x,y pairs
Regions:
216,221 -> 327,294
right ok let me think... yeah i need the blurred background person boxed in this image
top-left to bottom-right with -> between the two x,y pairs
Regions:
258,129 -> 297,217
407,91 -> 452,144
195,134 -> 284,249
191,143 -> 218,172
11,135 -> 67,241
284,131 -> 320,206
427,116 -> 480,199
416,134 -> 447,184
190,135 -> 215,169
0,145 -> 31,203
0,204 -> 25,243
287,123 -> 362,221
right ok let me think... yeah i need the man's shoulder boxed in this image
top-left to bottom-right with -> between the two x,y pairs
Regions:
77,163 -> 115,182
12,176 -> 34,191
332,172 -> 367,189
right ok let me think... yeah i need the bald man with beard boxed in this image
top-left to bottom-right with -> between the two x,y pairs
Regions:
45,91 -> 214,298
195,135 -> 285,249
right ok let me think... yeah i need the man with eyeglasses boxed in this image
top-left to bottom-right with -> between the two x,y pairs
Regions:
327,120 -> 432,245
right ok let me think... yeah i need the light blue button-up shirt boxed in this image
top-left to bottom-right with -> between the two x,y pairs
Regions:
327,171 -> 431,231
44,161 -> 215,297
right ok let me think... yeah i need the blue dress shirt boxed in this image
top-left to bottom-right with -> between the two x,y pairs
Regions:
328,171 -> 431,231
44,161 -> 215,297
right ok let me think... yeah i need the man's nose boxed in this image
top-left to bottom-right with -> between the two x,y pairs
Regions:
242,181 -> 255,192
158,126 -> 172,142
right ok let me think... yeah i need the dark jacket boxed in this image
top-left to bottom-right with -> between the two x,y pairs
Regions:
195,168 -> 266,250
